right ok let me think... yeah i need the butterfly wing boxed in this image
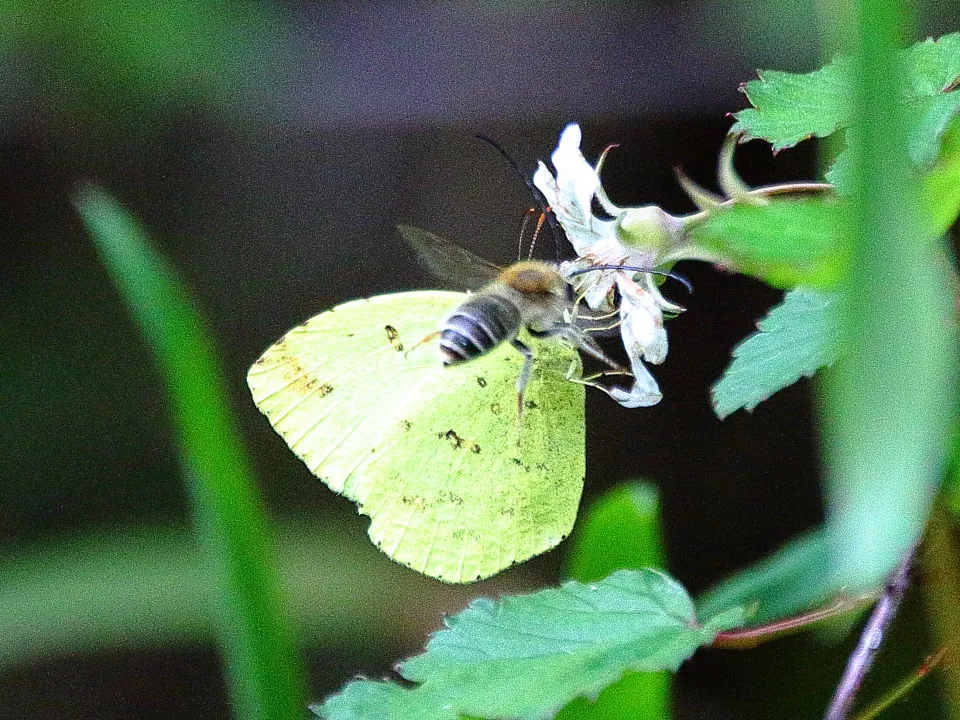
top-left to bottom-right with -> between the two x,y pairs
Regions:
247,290 -> 585,583
398,225 -> 502,291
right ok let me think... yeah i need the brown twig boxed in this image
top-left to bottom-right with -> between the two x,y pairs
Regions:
823,547 -> 917,720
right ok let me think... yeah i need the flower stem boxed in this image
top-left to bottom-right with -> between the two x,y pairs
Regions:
823,547 -> 916,720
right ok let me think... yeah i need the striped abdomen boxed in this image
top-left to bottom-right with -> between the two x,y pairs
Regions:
439,292 -> 521,365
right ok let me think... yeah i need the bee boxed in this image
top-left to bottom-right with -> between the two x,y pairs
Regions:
399,224 -> 665,403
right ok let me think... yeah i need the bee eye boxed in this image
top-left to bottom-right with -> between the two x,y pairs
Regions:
590,194 -> 616,222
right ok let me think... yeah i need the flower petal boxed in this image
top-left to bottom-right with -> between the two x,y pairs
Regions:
607,356 -> 664,408
533,123 -> 619,257
619,276 -> 668,365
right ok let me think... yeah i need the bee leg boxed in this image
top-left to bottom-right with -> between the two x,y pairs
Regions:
510,338 -> 534,415
532,324 -> 624,371
564,358 -> 643,404
567,365 -> 633,390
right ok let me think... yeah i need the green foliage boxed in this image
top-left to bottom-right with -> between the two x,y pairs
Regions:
5,0 -> 292,122
316,682 -> 457,720
732,32 -> 960,188
75,187 -> 306,720
46,24 -> 960,720
558,483 -> 670,720
564,482 -> 666,582
923,116 -> 960,235
706,31 -> 960,419
819,5 -> 956,592
689,197 -> 846,289
315,570 -> 743,720
697,529 -> 832,623
0,514 -> 453,669
711,288 -> 839,419
733,63 -> 848,151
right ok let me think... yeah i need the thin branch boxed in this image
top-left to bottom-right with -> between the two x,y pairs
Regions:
823,547 -> 917,720
711,593 -> 875,650
852,647 -> 946,720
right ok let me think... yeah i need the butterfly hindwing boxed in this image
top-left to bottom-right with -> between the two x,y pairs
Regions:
247,290 -> 585,583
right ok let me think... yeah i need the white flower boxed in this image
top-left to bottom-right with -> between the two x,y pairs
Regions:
533,123 -> 691,408
533,123 -> 832,406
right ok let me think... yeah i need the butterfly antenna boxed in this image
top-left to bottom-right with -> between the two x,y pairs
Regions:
475,133 -> 564,261
569,264 -> 694,294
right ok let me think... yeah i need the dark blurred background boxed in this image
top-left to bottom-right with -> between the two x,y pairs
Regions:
1,2 -> 956,718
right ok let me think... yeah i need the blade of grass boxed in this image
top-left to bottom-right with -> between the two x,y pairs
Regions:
0,516 -> 494,669
919,503 -> 960,720
819,0 -> 955,593
852,647 -> 945,720
74,187 -> 306,720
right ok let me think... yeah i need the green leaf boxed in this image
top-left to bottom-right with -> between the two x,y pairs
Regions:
320,570 -> 743,720
711,288 -> 840,419
556,674 -> 670,720
402,570 -> 741,719
732,63 -> 850,151
312,681 -> 456,720
0,515 -> 461,670
689,197 -> 846,289
75,186 -> 306,720
558,483 -> 670,720
564,482 -> 667,582
947,418 -> 960,515
697,529 -> 833,623
733,32 -> 960,172
923,115 -> 960,235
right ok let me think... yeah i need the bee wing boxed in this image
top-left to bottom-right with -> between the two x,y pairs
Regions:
398,224 -> 502,291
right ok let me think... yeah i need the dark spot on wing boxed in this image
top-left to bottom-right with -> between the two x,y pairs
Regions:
385,324 -> 404,352
511,458 -> 522,465
318,382 -> 334,397
476,376 -> 487,387
401,494 -> 427,510
438,490 -> 464,506
289,374 -> 319,395
490,402 -> 502,415
469,443 -> 481,454
401,420 -> 412,431
524,400 -> 539,410
443,429 -> 464,449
